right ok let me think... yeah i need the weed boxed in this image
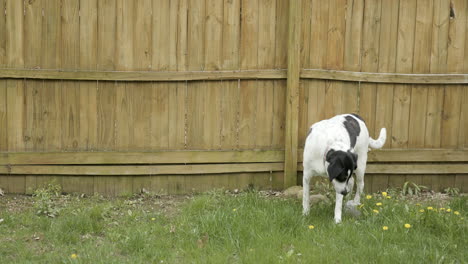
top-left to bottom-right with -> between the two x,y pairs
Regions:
444,187 -> 460,197
32,182 -> 62,217
402,181 -> 428,196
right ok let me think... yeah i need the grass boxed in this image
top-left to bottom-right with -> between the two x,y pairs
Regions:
0,187 -> 466,264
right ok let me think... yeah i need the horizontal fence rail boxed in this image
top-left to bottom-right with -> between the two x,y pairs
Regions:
1,68 -> 467,84
300,69 -> 468,84
0,69 -> 287,81
0,150 -> 285,165
2,150 -> 467,165
0,163 -> 285,175
1,150 -> 466,176
297,164 -> 468,174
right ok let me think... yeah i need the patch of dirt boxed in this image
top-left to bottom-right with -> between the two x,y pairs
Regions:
0,195 -> 36,214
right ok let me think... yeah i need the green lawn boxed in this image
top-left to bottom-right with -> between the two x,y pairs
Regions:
0,186 -> 466,263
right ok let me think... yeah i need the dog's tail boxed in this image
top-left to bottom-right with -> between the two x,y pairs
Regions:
369,128 -> 386,149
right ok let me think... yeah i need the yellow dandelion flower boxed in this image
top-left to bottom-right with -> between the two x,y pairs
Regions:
308,225 -> 315,230
419,209 -> 424,213
151,217 -> 156,221
454,211 -> 460,215
386,196 -> 391,199
416,203 -> 421,206
439,208 -> 445,211
233,208 -> 237,212
427,206 -> 433,210
382,226 -> 389,231
404,223 -> 411,229
382,192 -> 388,197
373,209 -> 379,214
376,202 -> 383,206
446,209 -> 452,213
71,254 -> 78,259
366,195 -> 372,200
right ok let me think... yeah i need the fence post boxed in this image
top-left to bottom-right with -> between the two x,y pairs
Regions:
284,0 -> 302,188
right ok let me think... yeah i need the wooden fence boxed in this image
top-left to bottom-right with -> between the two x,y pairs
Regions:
0,0 -> 467,195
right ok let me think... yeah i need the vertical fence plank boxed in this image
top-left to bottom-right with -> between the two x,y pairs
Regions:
239,0 -> 258,150
204,0 -> 223,151
0,78 -> 5,152
408,0 -> 433,149
307,0 -> 329,125
462,18 -> 468,149
220,0 -> 241,150
359,0 -> 381,136
60,1 -> 80,193
342,0 -> 363,115
0,0 -> 5,68
132,0 -> 152,153
300,0 -> 312,68
407,0 -> 435,188
23,0 -> 43,193
96,0 -> 116,151
284,0 -> 301,188
186,0 -> 206,151
5,0 -> 25,193
256,0 -> 276,148
360,0 -> 383,192
6,0 -> 24,68
375,0 -> 399,191
61,1 -> 81,151
150,0 -> 170,149
273,0 -> 288,158
442,0 -> 466,149
392,0 -> 417,149
375,0 -> 398,150
325,0 -> 346,117
24,0 -> 42,69
79,0 -> 98,152
77,0 -> 98,193
439,0 -> 468,192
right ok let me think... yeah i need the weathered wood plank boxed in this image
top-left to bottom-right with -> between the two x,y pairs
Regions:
297,163 -> 468,174
2,68 -> 467,84
284,0 -> 301,188
2,149 -> 467,166
0,0 -> 5,67
1,163 -> 285,175
298,149 -> 468,162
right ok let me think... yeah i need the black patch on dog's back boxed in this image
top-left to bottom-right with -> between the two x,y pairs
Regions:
343,115 -> 361,148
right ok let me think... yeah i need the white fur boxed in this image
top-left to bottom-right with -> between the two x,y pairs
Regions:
302,114 -> 386,223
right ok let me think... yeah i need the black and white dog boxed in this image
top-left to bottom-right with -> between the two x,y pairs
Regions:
302,114 -> 386,223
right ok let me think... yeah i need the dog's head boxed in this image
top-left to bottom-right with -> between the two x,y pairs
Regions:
325,149 -> 358,196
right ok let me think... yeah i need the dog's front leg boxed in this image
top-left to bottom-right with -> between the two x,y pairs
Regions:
334,193 -> 344,223
302,170 -> 311,215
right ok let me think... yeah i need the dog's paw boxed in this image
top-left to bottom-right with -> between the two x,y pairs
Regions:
334,218 -> 342,224
303,209 -> 310,216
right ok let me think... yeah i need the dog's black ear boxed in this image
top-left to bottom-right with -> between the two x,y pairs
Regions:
327,161 -> 344,182
325,149 -> 336,163
348,151 -> 358,170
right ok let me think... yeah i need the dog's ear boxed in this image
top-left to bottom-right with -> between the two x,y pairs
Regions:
325,149 -> 336,163
327,160 -> 344,182
348,151 -> 358,170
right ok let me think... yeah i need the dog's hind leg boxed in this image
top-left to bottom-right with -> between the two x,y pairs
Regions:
302,170 -> 311,215
353,165 -> 366,205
